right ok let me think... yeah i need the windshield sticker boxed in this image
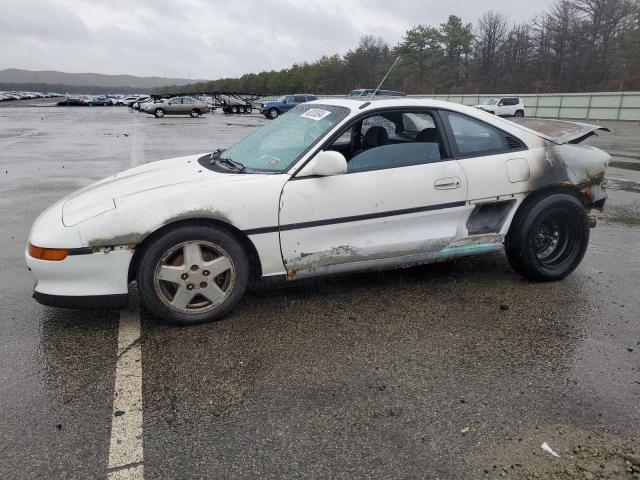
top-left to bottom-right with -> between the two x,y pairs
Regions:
301,108 -> 332,121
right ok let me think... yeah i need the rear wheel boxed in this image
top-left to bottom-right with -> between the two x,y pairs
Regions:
505,193 -> 589,281
231,105 -> 238,114
137,226 -> 250,325
246,106 -> 253,114
154,108 -> 165,118
514,110 -> 525,117
190,109 -> 200,118
239,106 -> 246,114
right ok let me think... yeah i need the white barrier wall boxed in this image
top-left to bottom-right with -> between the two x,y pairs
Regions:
262,91 -> 640,121
420,92 -> 640,121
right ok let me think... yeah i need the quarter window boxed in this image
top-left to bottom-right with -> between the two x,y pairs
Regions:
441,111 -> 508,157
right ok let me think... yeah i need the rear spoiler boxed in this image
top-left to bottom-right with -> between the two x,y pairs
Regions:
510,118 -> 610,145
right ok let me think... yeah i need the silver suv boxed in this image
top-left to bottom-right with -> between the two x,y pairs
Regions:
143,96 -> 210,118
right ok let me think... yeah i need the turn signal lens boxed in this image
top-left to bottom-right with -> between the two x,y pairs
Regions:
28,244 -> 69,261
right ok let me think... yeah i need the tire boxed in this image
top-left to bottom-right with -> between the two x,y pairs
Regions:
268,108 -> 279,119
505,193 -> 589,282
190,109 -> 200,118
515,110 -> 525,118
239,106 -> 246,114
246,106 -> 253,114
137,225 -> 250,325
154,108 -> 165,118
231,105 -> 238,114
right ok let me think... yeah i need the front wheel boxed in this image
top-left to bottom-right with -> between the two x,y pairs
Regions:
505,193 -> 589,281
154,108 -> 165,118
137,226 -> 250,325
268,108 -> 279,119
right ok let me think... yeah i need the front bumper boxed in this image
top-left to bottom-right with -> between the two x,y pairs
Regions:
33,291 -> 128,309
27,248 -> 134,306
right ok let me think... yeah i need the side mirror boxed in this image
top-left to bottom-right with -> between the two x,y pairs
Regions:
297,151 -> 347,177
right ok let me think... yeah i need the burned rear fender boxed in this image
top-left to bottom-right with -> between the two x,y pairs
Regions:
529,142 -> 610,208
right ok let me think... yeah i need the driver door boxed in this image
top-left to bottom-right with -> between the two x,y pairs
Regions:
279,110 -> 469,277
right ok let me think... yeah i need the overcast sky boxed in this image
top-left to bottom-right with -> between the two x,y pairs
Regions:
0,0 -> 557,80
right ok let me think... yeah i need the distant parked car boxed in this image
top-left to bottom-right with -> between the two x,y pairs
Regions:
348,89 -> 407,98
57,97 -> 89,106
143,96 -> 210,118
474,97 -> 525,117
260,94 -> 318,119
116,96 -> 142,106
128,95 -> 150,108
133,97 -> 154,110
89,96 -> 113,106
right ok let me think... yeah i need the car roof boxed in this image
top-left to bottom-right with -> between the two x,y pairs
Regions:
307,97 -> 471,112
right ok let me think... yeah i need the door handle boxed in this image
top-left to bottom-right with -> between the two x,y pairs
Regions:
434,177 -> 461,190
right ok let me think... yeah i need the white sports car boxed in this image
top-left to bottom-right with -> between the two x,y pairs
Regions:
26,98 -> 610,324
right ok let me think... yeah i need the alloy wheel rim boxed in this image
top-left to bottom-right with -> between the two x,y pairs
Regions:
153,241 -> 235,314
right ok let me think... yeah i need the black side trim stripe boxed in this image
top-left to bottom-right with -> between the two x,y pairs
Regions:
244,226 -> 280,235
244,200 -> 467,235
68,247 -> 94,256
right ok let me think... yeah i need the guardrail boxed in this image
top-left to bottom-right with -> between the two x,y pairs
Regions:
262,91 -> 640,121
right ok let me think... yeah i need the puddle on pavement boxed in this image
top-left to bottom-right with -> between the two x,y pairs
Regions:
602,205 -> 640,227
610,161 -> 640,172
608,178 -> 640,194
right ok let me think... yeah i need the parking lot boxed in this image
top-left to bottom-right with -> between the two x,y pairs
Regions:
0,102 -> 639,479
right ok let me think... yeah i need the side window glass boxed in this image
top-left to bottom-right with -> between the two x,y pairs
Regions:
285,96 -> 295,103
442,111 -> 507,156
294,95 -> 306,103
348,143 -> 441,173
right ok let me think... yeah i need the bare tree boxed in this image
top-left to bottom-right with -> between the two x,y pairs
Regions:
474,11 -> 509,90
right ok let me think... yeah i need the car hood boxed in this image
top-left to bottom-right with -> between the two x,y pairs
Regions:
62,154 -> 257,226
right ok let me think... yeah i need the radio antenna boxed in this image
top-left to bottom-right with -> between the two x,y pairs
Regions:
372,55 -> 401,97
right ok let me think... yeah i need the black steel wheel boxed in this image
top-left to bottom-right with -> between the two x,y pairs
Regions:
505,193 -> 589,281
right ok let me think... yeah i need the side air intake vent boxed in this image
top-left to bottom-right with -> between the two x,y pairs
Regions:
505,134 -> 525,149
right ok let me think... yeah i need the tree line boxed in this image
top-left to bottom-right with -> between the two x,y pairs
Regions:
161,0 -> 640,95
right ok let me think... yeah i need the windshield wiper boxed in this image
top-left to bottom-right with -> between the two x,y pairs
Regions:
209,148 -> 247,173
217,157 -> 247,173
209,148 -> 224,164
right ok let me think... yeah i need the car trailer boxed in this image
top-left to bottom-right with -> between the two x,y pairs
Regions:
151,91 -> 264,114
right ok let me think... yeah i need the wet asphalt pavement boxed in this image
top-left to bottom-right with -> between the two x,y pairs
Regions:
0,102 -> 638,479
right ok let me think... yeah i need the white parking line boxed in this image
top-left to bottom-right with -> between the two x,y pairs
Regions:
107,306 -> 144,479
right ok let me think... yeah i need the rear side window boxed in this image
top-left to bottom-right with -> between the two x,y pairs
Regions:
294,95 -> 307,103
441,111 -> 508,157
